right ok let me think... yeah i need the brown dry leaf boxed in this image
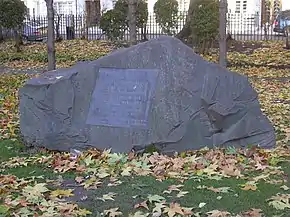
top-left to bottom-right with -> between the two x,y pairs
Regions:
240,182 -> 257,191
255,162 -> 268,171
163,202 -> 191,217
252,173 -> 270,182
75,176 -> 84,183
134,200 -> 149,210
163,184 -> 184,194
207,186 -> 222,193
57,203 -> 78,213
176,191 -> 189,198
239,208 -> 263,217
221,165 -> 242,177
207,186 -> 231,193
163,203 -> 184,217
207,210 -> 231,217
183,207 -> 194,216
103,207 -> 123,217
266,179 -> 284,185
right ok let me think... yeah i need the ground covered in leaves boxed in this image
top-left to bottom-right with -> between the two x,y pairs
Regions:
0,39 -> 289,217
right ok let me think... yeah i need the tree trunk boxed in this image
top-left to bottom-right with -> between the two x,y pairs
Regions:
55,12 -> 63,41
14,28 -> 21,52
141,24 -> 147,41
128,0 -> 137,45
176,0 -> 195,44
0,26 -> 3,42
46,0 -> 56,71
263,24 -> 269,40
219,0 -> 227,68
286,27 -> 290,49
82,12 -> 89,40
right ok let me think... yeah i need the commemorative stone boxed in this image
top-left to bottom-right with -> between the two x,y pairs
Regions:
19,36 -> 276,153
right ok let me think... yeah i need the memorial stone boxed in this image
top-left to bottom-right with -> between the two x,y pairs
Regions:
19,36 -> 276,153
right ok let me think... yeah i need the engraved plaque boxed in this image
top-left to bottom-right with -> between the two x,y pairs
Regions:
86,68 -> 158,128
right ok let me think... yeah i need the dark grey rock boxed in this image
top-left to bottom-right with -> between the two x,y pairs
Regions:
19,36 -> 276,153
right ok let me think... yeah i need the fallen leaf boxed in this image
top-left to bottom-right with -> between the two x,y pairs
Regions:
207,186 -> 232,193
22,183 -> 50,197
103,207 -> 123,217
267,193 -> 290,210
198,202 -> 206,208
268,200 -> 290,210
280,185 -> 289,191
80,195 -> 88,201
176,191 -> 189,198
75,176 -> 84,183
129,211 -> 150,217
147,194 -> 165,203
152,202 -> 166,214
163,184 -> 184,194
50,189 -> 74,198
163,202 -> 185,217
97,192 -> 117,202
240,208 -> 263,217
240,182 -> 257,191
207,210 -> 231,217
134,200 -> 149,210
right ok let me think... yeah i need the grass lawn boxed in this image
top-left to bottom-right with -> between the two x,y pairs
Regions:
0,39 -> 290,217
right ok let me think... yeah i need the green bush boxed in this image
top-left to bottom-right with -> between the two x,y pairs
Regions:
114,0 -> 148,28
100,0 -> 148,41
100,9 -> 127,40
0,0 -> 27,29
190,0 -> 219,54
154,0 -> 179,35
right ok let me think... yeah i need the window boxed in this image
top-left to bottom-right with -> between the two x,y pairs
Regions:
178,0 -> 188,11
54,1 -> 74,15
235,0 -> 247,13
68,2 -> 73,14
235,0 -> 241,13
242,0 -> 247,13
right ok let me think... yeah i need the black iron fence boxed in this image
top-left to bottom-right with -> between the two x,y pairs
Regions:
1,11 -> 286,42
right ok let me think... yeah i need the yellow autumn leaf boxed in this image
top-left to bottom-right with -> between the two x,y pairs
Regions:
50,189 -> 74,198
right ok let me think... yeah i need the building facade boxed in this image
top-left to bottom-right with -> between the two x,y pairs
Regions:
228,0 -> 261,14
22,0 -> 86,16
281,0 -> 290,10
21,0 -> 290,17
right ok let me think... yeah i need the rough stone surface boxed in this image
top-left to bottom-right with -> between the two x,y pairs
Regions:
19,36 -> 276,153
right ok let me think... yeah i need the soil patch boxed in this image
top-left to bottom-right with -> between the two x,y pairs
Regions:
227,40 -> 268,54
0,65 -> 46,75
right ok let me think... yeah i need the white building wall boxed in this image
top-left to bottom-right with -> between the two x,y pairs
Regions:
23,0 -> 85,16
23,0 -> 190,17
227,0 -> 261,14
227,0 -> 262,33
100,0 -> 114,12
282,0 -> 290,10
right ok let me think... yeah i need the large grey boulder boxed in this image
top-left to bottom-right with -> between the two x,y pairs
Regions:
19,36 -> 276,153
